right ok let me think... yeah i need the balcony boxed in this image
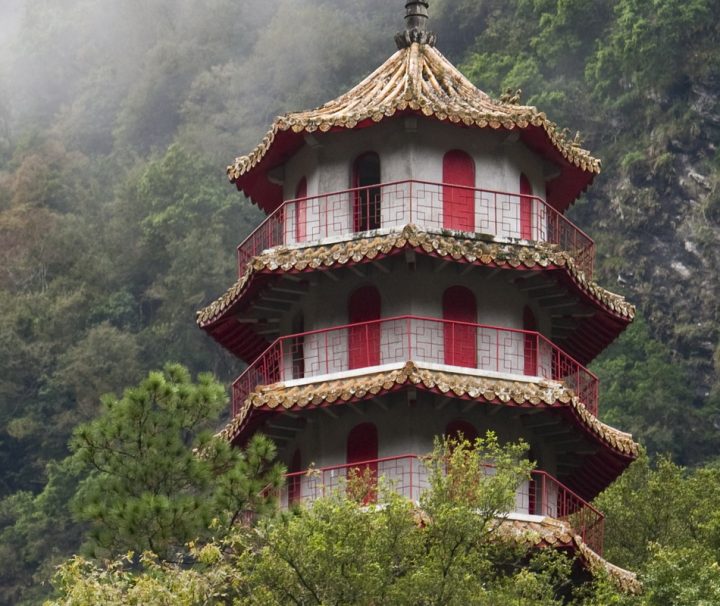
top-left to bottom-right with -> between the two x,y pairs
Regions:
231,315 -> 599,417
237,180 -> 595,279
279,454 -> 604,554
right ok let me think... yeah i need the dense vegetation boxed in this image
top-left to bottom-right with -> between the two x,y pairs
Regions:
44,430 -> 720,604
0,0 -> 719,602
48,433 -> 624,605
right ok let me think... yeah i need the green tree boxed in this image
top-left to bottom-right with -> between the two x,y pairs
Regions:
587,0 -> 717,101
109,144 -> 259,374
590,317 -> 706,462
245,434 -> 535,605
71,363 -> 284,559
0,459 -> 82,606
597,455 -> 720,604
47,435 -> 629,605
640,544 -> 720,606
596,455 -> 694,569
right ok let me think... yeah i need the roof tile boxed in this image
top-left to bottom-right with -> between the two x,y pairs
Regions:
197,226 -> 634,327
227,44 -> 600,183
221,361 -> 639,459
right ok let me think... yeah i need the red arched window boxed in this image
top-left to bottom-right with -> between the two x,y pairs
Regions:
295,177 -> 308,243
443,150 -> 475,231
288,448 -> 302,506
445,419 -> 479,444
443,286 -> 477,367
520,173 -> 533,240
352,153 -> 381,232
348,286 -> 381,370
523,306 -> 537,377
347,422 -> 378,502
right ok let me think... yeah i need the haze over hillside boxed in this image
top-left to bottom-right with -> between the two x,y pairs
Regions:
0,0 -> 719,603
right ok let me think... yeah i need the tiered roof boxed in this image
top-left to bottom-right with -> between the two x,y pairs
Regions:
228,42 -> 600,213
222,362 -> 638,458
495,517 -> 641,593
222,361 -> 639,500
196,226 -> 634,365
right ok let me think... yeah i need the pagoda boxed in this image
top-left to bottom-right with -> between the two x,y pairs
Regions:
198,0 -> 639,589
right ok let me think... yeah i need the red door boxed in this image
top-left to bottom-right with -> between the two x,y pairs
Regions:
520,173 -> 533,240
348,286 -> 381,370
295,177 -> 307,243
523,306 -> 537,376
288,449 -> 302,506
347,422 -> 378,502
443,286 -> 477,368
443,150 -> 475,231
353,153 -> 381,232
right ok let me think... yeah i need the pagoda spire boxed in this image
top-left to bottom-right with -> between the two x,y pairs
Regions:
395,0 -> 437,49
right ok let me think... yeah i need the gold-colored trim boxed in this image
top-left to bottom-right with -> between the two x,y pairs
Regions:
197,225 -> 634,326
228,44 -> 600,182
221,361 -> 639,458
496,517 -> 641,594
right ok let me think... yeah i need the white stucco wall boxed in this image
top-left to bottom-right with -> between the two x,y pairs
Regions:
285,267 -> 549,332
275,266 -> 552,383
282,119 -> 547,200
276,393 -> 560,514
277,118 -> 552,246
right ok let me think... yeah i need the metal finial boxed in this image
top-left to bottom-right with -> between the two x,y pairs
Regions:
395,1 -> 437,49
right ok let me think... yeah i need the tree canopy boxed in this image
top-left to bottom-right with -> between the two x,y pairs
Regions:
1,0 -> 719,602
596,455 -> 720,605
71,364 -> 284,559
46,436 -> 628,606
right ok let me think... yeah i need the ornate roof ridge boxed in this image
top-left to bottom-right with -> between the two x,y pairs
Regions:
197,225 -> 635,327
227,43 -> 600,183
495,517 -> 641,594
221,361 -> 640,458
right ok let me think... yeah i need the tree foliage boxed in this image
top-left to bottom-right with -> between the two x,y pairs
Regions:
590,317 -> 718,463
0,0 -> 719,601
47,436 -> 627,605
596,455 -> 720,605
0,459 -> 82,606
71,364 -> 284,559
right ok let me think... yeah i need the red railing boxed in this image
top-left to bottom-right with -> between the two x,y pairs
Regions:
237,180 -> 595,278
278,454 -> 604,554
231,315 -> 598,417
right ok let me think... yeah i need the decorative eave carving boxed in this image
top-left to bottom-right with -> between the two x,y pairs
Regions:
496,517 -> 641,594
196,225 -> 634,327
227,43 -> 600,185
221,361 -> 640,459
395,1 -> 437,49
394,28 -> 437,48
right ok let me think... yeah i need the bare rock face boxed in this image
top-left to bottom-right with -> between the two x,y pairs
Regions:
582,81 -> 720,401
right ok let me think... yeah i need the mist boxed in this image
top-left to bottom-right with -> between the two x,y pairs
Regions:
0,0 -> 407,162
0,0 -> 22,41
3,2 -> 720,604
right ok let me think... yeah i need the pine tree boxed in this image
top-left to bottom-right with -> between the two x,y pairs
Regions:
70,363 -> 284,559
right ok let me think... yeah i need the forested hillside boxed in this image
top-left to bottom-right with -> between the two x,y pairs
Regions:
0,0 -> 719,603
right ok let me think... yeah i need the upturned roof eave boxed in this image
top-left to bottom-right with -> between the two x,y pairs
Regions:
196,226 -> 634,331
227,43 -> 600,212
221,362 -> 640,469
